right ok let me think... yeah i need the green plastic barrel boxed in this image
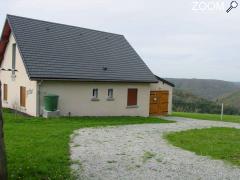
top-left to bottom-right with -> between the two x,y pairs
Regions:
44,94 -> 59,111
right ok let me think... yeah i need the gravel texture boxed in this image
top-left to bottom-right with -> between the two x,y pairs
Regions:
70,117 -> 240,180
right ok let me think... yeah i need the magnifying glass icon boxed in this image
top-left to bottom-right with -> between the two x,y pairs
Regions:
226,1 -> 238,13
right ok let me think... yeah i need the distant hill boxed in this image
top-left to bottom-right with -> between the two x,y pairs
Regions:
166,78 -> 240,100
234,82 -> 240,87
166,78 -> 240,114
218,90 -> 240,110
173,88 -> 208,104
173,89 -> 240,115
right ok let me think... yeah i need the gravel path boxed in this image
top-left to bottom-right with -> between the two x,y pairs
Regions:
70,117 -> 240,180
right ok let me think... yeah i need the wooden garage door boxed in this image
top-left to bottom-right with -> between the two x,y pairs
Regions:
149,91 -> 169,115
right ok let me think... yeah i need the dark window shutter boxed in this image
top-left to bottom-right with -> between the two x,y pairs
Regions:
127,89 -> 138,106
3,84 -> 7,101
20,86 -> 26,107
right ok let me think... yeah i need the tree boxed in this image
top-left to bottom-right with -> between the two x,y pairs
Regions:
0,81 -> 7,180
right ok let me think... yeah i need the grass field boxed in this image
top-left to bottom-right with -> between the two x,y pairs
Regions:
165,127 -> 240,166
172,112 -> 240,123
3,109 -> 171,179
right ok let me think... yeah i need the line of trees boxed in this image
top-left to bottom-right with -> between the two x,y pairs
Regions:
173,101 -> 240,115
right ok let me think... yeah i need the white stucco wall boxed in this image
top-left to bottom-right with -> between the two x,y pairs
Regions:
39,81 -> 150,117
0,33 -> 37,116
150,81 -> 173,114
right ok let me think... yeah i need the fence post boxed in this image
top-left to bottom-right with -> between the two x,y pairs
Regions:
221,103 -> 224,120
0,81 -> 8,180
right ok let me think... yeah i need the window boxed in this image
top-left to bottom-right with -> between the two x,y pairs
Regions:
12,43 -> 16,75
92,88 -> 98,98
20,86 -> 26,107
108,89 -> 113,99
127,89 -> 138,106
3,84 -> 7,101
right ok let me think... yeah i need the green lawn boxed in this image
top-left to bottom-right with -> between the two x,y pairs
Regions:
3,109 -> 172,179
172,112 -> 240,123
165,127 -> 240,166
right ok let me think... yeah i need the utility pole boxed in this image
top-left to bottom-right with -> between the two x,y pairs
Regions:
221,103 -> 224,121
0,81 -> 8,180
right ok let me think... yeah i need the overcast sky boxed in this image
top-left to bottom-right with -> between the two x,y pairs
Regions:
1,0 -> 240,82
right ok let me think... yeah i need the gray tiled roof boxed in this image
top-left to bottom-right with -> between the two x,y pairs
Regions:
7,15 -> 157,83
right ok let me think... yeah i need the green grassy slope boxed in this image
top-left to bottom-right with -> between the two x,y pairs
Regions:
165,127 -> 240,166
172,112 -> 240,123
3,109 -> 171,179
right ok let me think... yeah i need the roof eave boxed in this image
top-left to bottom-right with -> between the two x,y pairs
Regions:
32,77 -> 158,83
154,75 -> 175,87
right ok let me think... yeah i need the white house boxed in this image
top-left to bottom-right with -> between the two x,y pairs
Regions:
0,15 -> 174,117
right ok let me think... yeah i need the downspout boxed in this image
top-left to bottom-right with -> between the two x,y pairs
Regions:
37,80 -> 43,117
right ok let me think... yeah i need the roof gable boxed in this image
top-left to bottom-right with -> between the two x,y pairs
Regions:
0,33 -> 30,81
2,15 -> 157,83
0,20 -> 11,65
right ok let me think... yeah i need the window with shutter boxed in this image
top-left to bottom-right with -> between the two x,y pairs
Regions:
20,86 -> 26,107
127,89 -> 138,106
3,84 -> 7,101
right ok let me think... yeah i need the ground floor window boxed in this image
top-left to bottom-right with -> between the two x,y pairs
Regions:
108,89 -> 113,98
3,84 -> 8,101
20,86 -> 26,107
127,88 -> 138,106
92,88 -> 98,98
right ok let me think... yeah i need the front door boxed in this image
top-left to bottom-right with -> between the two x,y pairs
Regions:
149,91 -> 169,115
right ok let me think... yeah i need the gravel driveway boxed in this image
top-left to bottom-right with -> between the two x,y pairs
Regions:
70,117 -> 240,180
